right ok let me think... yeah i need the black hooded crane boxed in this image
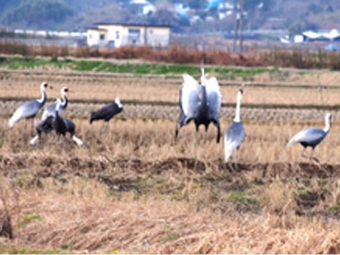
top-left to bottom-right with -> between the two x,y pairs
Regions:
30,98 -> 83,147
175,68 -> 221,145
90,97 -> 123,133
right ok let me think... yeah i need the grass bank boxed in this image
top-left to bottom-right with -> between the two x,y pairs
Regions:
0,55 -> 272,78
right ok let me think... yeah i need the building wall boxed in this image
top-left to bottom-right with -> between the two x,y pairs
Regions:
146,27 -> 170,47
97,25 -> 123,48
87,24 -> 170,48
87,29 -> 108,47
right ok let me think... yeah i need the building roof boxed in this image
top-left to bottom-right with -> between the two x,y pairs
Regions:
93,21 -> 171,28
87,25 -> 108,31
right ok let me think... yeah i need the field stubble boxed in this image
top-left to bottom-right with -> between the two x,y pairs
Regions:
1,116 -> 340,253
2,69 -> 340,108
1,69 -> 340,253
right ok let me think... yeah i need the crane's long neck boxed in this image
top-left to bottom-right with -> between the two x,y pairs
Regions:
61,94 -> 68,109
234,92 -> 242,122
324,115 -> 331,133
55,101 -> 61,118
201,85 -> 208,111
37,88 -> 46,105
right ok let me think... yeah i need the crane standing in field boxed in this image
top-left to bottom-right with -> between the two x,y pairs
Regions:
224,86 -> 245,163
30,99 -> 83,147
287,113 -> 331,161
9,82 -> 48,135
90,97 -> 123,134
175,68 -> 221,147
41,86 -> 69,121
36,86 -> 69,135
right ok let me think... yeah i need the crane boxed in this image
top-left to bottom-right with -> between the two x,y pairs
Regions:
9,82 -> 48,128
175,68 -> 221,146
224,87 -> 245,163
287,113 -> 331,161
90,97 -> 123,134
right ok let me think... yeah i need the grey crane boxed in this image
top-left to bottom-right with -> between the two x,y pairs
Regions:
287,113 -> 331,161
9,82 -> 48,128
175,68 -> 221,145
224,87 -> 245,163
41,86 -> 69,120
90,97 -> 123,133
30,99 -> 83,147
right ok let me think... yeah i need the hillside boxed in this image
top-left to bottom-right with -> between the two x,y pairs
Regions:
0,0 -> 340,33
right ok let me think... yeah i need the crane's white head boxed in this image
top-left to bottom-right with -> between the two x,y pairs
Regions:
40,82 -> 48,90
115,97 -> 122,108
61,87 -> 69,95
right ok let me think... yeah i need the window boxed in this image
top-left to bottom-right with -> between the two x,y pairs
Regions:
100,34 -> 105,40
116,31 -> 120,39
128,28 -> 141,41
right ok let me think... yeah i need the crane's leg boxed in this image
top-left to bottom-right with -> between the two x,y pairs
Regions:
63,135 -> 67,148
309,148 -> 320,163
175,123 -> 180,143
235,148 -> 240,170
31,118 -> 35,136
101,121 -> 105,134
301,147 -> 307,158
106,121 -> 110,135
195,125 -> 199,160
175,111 -> 186,143
213,119 -> 221,144
204,124 -> 209,142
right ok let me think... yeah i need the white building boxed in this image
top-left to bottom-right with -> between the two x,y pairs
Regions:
129,0 -> 155,15
87,22 -> 171,48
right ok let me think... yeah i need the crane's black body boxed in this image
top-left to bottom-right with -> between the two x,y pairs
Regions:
30,99 -> 83,147
90,101 -> 123,124
53,107 -> 67,138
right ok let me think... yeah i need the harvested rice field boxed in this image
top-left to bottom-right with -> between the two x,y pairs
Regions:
1,65 -> 340,254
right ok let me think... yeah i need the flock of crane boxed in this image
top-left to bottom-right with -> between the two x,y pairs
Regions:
8,68 -> 331,162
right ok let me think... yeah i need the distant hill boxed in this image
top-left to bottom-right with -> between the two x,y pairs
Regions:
0,0 -> 340,34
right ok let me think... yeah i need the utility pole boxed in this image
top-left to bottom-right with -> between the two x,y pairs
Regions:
239,0 -> 244,52
233,0 -> 240,52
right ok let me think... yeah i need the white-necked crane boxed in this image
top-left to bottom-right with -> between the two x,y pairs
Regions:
41,86 -> 68,120
30,99 -> 83,147
224,87 -> 245,163
175,68 -> 221,145
9,82 -> 48,129
287,113 -> 331,161
90,97 -> 123,133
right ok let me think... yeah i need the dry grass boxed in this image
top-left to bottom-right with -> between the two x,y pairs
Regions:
2,69 -> 340,253
1,116 -> 340,164
2,185 -> 340,254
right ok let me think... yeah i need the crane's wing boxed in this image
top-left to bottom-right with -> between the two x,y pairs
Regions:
205,76 -> 221,119
224,122 -> 245,162
42,103 -> 56,120
181,74 -> 200,118
287,128 -> 326,146
9,100 -> 41,127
